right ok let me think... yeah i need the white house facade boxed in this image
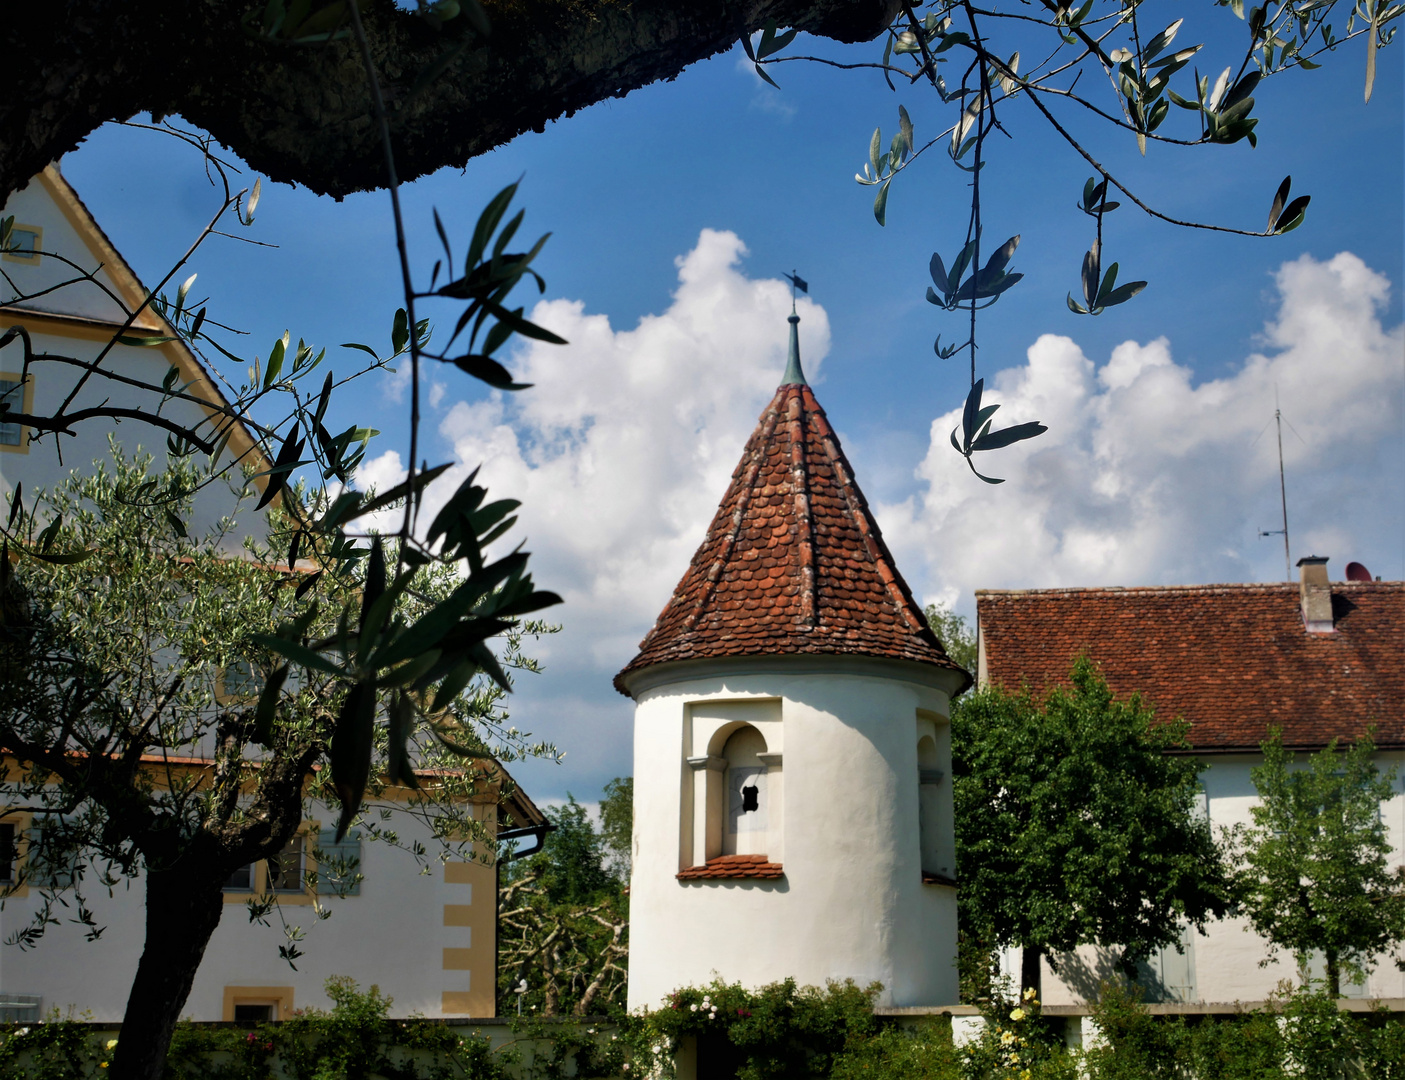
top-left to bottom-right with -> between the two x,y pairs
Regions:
0,166 -> 548,1022
975,560 -> 1405,1006
1,165 -> 267,540
0,786 -> 541,1022
619,314 -> 969,1013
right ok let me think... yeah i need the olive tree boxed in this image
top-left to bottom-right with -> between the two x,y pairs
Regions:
1239,731 -> 1405,998
0,448 -> 560,1080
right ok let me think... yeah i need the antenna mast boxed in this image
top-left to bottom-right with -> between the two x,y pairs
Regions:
1273,406 -> 1290,581
1258,396 -> 1292,581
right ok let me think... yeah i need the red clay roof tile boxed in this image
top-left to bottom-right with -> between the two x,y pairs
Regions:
616,382 -> 966,694
677,854 -> 785,880
976,582 -> 1405,751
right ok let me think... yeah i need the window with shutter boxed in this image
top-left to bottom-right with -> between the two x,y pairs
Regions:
26,824 -> 77,888
0,379 -> 25,447
315,829 -> 362,896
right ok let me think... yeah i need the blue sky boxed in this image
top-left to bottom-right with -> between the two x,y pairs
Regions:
60,17 -> 1403,803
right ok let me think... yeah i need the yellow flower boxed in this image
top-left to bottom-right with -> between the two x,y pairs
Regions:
106,1039 -> 119,1050
1009,1007 -> 1026,1021
1023,987 -> 1037,1001
1000,1030 -> 1016,1045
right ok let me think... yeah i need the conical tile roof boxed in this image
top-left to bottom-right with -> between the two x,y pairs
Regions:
615,322 -> 967,694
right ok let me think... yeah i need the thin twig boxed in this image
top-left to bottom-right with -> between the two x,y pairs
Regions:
346,1 -> 423,557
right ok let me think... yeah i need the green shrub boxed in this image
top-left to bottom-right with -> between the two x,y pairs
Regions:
162,977 -> 512,1080
1084,980 -> 1405,1080
642,978 -> 881,1080
828,1025 -> 959,1080
0,1012 -> 107,1080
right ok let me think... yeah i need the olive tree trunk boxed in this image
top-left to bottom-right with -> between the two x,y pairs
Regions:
109,865 -> 226,1080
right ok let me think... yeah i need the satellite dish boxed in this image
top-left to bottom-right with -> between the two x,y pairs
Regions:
1345,561 -> 1372,582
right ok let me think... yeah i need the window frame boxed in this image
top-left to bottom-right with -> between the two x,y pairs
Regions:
0,372 -> 34,454
221,821 -> 322,906
0,813 -> 33,897
222,986 -> 294,1022
2,223 -> 42,264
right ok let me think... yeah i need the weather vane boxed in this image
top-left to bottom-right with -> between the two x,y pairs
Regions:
783,270 -> 808,313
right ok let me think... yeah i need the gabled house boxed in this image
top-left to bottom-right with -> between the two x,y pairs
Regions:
0,166 -> 548,1021
975,558 -> 1405,1005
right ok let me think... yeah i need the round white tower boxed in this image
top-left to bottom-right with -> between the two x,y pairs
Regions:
617,315 -> 969,1011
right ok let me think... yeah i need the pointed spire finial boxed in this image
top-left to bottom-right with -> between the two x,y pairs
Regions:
781,271 -> 809,386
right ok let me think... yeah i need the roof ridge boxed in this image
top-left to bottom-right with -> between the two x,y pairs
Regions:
977,581 -> 1405,597
786,388 -> 817,629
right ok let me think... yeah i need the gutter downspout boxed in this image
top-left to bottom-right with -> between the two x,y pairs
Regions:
493,822 -> 555,1016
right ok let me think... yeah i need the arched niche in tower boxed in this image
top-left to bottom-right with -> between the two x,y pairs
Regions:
916,711 -> 955,884
682,699 -> 782,869
717,726 -> 768,856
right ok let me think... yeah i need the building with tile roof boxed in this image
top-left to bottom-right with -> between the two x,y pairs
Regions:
974,558 -> 1405,1007
0,167 -> 547,1023
621,312 -> 968,1013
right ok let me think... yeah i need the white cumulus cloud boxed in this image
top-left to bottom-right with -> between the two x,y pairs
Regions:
357,229 -> 830,787
356,247 -> 1401,798
878,251 -> 1405,610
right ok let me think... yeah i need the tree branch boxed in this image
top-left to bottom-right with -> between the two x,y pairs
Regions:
1,0 -> 902,206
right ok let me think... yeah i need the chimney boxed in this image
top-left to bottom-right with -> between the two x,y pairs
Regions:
1296,555 -> 1334,633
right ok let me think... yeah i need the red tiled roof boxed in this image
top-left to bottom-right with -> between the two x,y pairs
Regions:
677,854 -> 784,880
615,381 -> 966,693
976,582 -> 1405,751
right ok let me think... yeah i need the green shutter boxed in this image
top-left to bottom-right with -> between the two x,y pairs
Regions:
315,828 -> 362,896
26,826 -> 75,889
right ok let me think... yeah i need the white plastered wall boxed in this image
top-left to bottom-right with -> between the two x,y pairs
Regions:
1040,750 -> 1405,1005
627,661 -> 961,1012
0,799 -> 498,1020
1,170 -> 268,549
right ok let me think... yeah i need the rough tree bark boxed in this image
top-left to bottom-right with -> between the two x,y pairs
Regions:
110,865 -> 229,1080
106,742 -> 320,1080
2,0 -> 899,206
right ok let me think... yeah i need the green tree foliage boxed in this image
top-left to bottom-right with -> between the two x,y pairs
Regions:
1238,730 -> 1405,998
498,792 -> 630,1016
924,602 -> 977,676
598,776 -> 633,879
953,657 -> 1233,995
535,797 -> 617,905
0,450 -> 556,1079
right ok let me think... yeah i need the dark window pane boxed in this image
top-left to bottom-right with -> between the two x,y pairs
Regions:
224,863 -> 253,891
0,824 -> 14,883
233,1003 -> 274,1023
